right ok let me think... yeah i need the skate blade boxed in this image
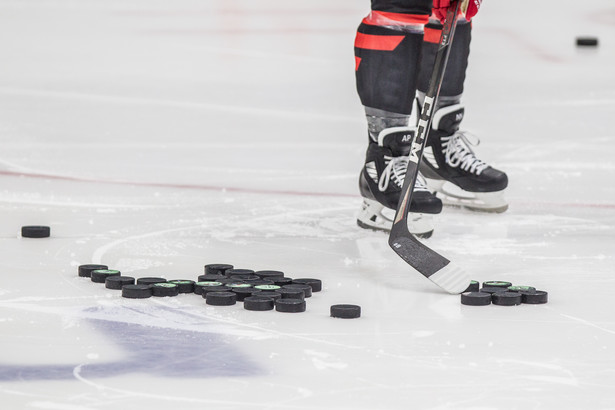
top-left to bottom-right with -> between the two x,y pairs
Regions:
357,199 -> 434,238
426,180 -> 508,213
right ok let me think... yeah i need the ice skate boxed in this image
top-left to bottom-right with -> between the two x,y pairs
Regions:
357,127 -> 442,238
419,103 -> 509,212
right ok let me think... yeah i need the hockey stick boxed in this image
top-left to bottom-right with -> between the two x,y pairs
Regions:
388,0 -> 472,294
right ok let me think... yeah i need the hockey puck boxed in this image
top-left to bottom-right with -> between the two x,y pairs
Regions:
91,269 -> 121,283
244,296 -> 275,311
507,285 -> 536,293
275,298 -> 306,313
330,304 -> 361,319
480,286 -> 508,294
78,264 -> 108,278
464,280 -> 480,293
293,278 -> 322,292
521,290 -> 548,304
122,284 -> 152,299
254,284 -> 281,291
278,287 -> 305,300
483,281 -> 512,289
194,281 -> 227,295
204,264 -> 233,275
283,284 -> 312,298
21,226 -> 51,238
169,280 -> 195,293
224,268 -> 254,278
205,291 -> 237,306
197,274 -> 225,282
231,287 -> 261,301
137,277 -> 166,286
230,274 -> 262,282
151,282 -> 180,297
576,37 -> 598,47
272,277 -> 294,286
254,270 -> 285,279
105,276 -> 135,290
492,291 -> 522,306
256,291 -> 283,301
461,292 -> 492,306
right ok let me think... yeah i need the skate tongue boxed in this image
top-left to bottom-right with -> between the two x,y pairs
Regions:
377,127 -> 415,156
432,104 -> 464,134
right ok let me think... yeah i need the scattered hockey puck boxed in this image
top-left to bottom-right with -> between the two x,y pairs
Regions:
244,296 -> 275,311
272,277 -> 294,286
137,277 -> 167,286
151,283 -> 180,297
492,292 -> 522,306
508,285 -> 536,293
278,287 -> 305,300
21,225 -> 51,238
330,304 -> 361,319
464,280 -> 480,292
197,274 -> 225,282
293,278 -> 322,292
231,287 -> 261,301
521,290 -> 548,304
254,270 -> 285,279
205,291 -> 237,306
576,37 -> 598,47
257,291 -> 283,301
283,284 -> 312,298
254,284 -> 281,291
78,264 -> 108,278
483,281 -> 512,289
225,268 -> 254,277
275,298 -> 306,313
204,264 -> 234,275
122,284 -> 152,299
480,286 -> 508,294
105,276 -> 135,290
194,281 -> 228,295
91,269 -> 121,283
169,280 -> 195,293
461,292 -> 492,306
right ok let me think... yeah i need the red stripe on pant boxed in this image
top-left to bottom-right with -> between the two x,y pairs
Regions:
354,32 -> 405,51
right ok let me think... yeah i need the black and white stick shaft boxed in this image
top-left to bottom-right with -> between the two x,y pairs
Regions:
388,0 -> 471,294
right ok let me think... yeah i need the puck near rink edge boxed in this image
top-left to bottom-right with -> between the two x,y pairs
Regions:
122,284 -> 152,299
461,292 -> 492,306
330,304 -> 361,319
275,298 -> 306,313
78,264 -> 108,278
21,225 -> 51,238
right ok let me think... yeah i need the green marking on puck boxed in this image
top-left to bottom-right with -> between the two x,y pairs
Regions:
508,285 -> 536,292
227,283 -> 252,288
170,280 -> 192,284
93,269 -> 120,275
153,283 -> 177,288
196,281 -> 223,286
254,284 -> 281,290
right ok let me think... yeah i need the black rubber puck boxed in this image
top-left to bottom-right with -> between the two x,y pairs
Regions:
151,282 -> 180,297
230,274 -> 262,282
254,284 -> 281,291
225,268 -> 255,277
78,264 -> 108,278
521,290 -> 548,304
122,284 -> 152,299
480,286 -> 509,294
272,277 -> 294,286
331,304 -> 361,319
204,264 -> 234,275
137,277 -> 167,286
244,296 -> 275,311
483,281 -> 512,289
463,280 -> 480,292
197,274 -> 225,282
461,292 -> 492,306
492,291 -> 522,306
508,285 -> 536,293
254,270 -> 285,279
244,279 -> 275,287
576,37 -> 598,47
205,291 -> 237,306
275,298 -> 306,313
194,281 -> 227,295
169,280 -> 195,293
293,278 -> 322,292
283,284 -> 312,298
21,225 -> 51,238
231,287 -> 261,301
105,276 -> 135,290
91,269 -> 121,283
278,287 -> 305,300
256,291 -> 283,301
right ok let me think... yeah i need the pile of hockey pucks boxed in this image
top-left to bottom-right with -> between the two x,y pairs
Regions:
461,281 -> 548,307
78,263 -> 359,317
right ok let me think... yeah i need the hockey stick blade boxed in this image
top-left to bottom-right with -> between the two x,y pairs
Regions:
387,0 -> 471,294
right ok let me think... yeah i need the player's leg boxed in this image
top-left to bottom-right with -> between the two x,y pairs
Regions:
417,19 -> 509,212
355,0 -> 442,238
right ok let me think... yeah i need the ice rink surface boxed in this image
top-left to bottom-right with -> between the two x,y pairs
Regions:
1,0 -> 614,409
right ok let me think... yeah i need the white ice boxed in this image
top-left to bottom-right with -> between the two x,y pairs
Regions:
1,0 -> 614,409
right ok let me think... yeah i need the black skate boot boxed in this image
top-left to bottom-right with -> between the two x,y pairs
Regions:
357,127 -> 442,238
419,103 -> 509,212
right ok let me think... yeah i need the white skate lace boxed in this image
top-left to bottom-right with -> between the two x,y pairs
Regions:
442,131 -> 489,175
378,156 -> 430,192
